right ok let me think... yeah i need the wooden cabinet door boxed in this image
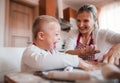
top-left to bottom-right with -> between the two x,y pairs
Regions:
9,1 -> 33,47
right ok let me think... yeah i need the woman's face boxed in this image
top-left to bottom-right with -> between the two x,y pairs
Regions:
76,11 -> 95,35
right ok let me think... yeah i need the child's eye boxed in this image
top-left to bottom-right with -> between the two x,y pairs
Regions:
56,33 -> 59,36
56,33 -> 60,36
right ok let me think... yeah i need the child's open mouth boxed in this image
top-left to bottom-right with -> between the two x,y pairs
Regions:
53,42 -> 56,48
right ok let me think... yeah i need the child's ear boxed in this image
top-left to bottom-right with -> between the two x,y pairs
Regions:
37,32 -> 45,40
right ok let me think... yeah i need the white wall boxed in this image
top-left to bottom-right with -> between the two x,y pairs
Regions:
62,1 -> 77,10
0,0 -> 5,47
0,47 -> 25,82
57,0 -> 63,18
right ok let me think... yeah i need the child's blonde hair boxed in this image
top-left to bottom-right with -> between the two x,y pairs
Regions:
32,15 -> 59,40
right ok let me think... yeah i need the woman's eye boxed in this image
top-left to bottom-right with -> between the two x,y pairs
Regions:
76,19 -> 81,22
84,19 -> 89,23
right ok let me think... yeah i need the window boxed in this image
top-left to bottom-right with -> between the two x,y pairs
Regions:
99,1 -> 120,33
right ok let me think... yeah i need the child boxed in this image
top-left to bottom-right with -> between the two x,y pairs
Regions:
21,15 -> 98,73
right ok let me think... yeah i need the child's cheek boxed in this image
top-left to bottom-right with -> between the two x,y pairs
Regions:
54,43 -> 56,48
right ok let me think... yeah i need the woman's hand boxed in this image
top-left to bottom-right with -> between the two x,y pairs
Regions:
79,45 -> 100,56
66,45 -> 100,57
102,44 -> 120,65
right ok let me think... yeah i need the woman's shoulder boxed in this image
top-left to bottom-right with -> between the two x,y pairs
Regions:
98,29 -> 117,35
98,29 -> 107,32
97,29 -> 109,35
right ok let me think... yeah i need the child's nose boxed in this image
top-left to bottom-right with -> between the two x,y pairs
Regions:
57,36 -> 61,42
58,37 -> 61,41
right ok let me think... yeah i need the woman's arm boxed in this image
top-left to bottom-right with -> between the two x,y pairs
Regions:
106,30 -> 120,44
102,43 -> 120,65
66,45 -> 100,57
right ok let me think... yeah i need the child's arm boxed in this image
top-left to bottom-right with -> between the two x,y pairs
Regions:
78,58 -> 100,70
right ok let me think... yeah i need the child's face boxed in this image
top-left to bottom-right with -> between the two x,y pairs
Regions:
44,22 -> 61,50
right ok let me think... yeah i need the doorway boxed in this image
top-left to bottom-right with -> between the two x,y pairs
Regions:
5,0 -> 39,47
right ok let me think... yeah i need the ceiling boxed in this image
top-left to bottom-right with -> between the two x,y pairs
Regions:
62,0 -> 117,10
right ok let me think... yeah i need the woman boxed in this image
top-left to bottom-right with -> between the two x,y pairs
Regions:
65,4 -> 120,65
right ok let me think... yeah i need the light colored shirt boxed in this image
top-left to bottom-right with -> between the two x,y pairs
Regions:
65,29 -> 120,60
21,45 -> 79,73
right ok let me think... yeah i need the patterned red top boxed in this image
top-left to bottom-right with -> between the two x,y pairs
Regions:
76,33 -> 94,61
